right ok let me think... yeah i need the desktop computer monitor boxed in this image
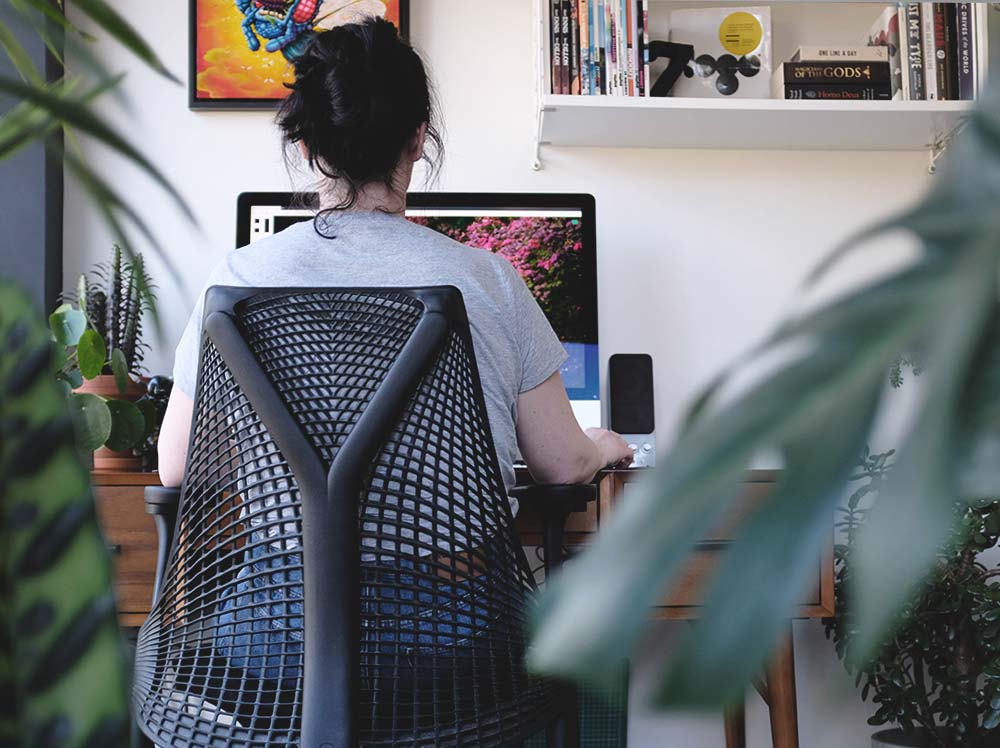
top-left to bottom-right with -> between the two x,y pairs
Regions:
235,192 -> 600,430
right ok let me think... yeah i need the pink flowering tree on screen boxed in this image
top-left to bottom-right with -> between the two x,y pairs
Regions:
410,215 -> 596,343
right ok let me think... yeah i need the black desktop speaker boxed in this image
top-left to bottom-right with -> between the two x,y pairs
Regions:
609,354 -> 655,468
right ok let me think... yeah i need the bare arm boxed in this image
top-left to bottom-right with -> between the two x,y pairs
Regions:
157,389 -> 195,487
516,372 -> 633,485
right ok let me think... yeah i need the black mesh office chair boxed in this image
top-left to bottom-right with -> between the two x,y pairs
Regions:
134,286 -> 593,748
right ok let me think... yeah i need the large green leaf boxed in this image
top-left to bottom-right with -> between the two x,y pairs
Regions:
0,19 -> 43,84
75,328 -> 106,380
64,0 -> 178,83
109,348 -> 127,393
530,81 -> 1000,707
1,282 -> 129,748
0,76 -> 193,225
69,392 -> 111,452
48,303 -> 86,347
104,398 -> 143,452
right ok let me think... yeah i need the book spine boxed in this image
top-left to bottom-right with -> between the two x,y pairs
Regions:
626,0 -> 636,96
932,3 -> 952,99
921,3 -> 938,99
784,84 -> 893,100
597,0 -> 606,94
634,0 -> 644,96
782,62 -> 892,84
605,0 -> 614,95
550,0 -> 559,93
617,0 -> 626,95
579,0 -> 590,95
905,3 -> 926,99
791,46 -> 890,63
898,6 -> 911,100
642,0 -> 650,97
569,0 -> 580,94
563,0 -> 572,94
954,3 -> 974,101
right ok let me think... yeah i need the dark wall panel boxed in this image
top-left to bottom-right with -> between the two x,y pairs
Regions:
0,12 -> 63,313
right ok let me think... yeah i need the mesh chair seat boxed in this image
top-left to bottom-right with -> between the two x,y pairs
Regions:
134,287 -> 556,748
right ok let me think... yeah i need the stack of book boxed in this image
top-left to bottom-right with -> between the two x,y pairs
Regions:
548,0 -> 651,96
886,2 -> 984,101
772,47 -> 893,101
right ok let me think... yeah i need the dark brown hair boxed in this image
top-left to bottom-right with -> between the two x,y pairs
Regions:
277,17 -> 442,211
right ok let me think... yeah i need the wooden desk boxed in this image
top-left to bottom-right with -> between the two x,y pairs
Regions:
517,468 -> 833,748
94,468 -> 832,748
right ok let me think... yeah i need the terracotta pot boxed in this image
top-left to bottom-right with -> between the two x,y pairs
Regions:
74,373 -> 146,401
75,374 -> 147,472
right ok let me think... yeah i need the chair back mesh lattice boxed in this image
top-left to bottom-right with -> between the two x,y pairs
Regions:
134,288 -> 553,747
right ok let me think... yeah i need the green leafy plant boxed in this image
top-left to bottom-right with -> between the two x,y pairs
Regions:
50,289 -> 150,454
0,281 -> 129,748
529,84 -> 1000,708
1,0 -> 192,299
827,448 -> 1000,747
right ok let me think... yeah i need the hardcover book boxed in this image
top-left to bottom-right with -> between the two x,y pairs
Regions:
932,3 -> 953,99
904,3 -> 926,100
780,62 -> 891,84
956,2 -> 975,100
784,84 -> 892,101
921,2 -> 938,99
791,46 -> 888,62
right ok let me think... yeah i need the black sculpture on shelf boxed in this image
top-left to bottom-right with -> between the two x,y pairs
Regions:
648,40 -> 761,97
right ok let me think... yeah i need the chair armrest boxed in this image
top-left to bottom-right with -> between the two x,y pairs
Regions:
145,486 -> 181,606
511,484 -> 597,573
511,483 -> 597,516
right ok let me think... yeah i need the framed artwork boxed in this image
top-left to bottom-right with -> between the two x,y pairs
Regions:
190,0 -> 410,109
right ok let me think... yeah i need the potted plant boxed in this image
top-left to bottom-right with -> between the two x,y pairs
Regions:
826,447 -> 1000,748
50,246 -> 157,470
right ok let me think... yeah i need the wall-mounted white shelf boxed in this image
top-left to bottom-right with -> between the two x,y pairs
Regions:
532,1 -> 990,170
538,95 -> 971,152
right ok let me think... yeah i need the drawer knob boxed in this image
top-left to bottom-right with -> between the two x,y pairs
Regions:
107,543 -> 123,555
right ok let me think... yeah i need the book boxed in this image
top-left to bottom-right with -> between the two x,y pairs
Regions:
569,0 -> 581,94
897,6 -> 911,100
791,46 -> 889,62
623,0 -> 636,96
784,84 -> 892,101
595,0 -> 605,94
921,2 -> 938,99
634,0 -> 644,95
866,6 -> 903,99
903,3 -> 925,99
580,0 -> 591,94
955,2 -> 975,100
931,3 -> 952,99
777,62 -> 891,85
642,0 -> 650,97
550,0 -> 560,93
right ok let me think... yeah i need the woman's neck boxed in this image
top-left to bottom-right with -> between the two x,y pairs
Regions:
318,169 -> 411,216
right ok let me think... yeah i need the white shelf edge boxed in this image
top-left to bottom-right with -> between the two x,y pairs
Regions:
541,94 -> 975,114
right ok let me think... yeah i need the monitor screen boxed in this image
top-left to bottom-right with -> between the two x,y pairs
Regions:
236,192 -> 600,430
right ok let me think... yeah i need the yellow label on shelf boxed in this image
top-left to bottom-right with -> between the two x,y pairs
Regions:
718,11 -> 763,57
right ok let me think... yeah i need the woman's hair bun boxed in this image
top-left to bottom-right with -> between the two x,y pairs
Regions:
277,16 -> 441,210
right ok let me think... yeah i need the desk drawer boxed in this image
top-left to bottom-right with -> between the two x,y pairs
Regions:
93,480 -> 159,627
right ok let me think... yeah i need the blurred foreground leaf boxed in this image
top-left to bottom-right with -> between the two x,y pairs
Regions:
529,85 -> 1000,708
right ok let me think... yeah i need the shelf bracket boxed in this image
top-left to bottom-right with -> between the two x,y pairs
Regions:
928,118 -> 968,175
533,105 -> 547,171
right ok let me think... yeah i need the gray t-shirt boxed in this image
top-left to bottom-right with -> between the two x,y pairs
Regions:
173,210 -> 568,499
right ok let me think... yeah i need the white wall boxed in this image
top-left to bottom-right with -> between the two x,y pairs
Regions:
64,2 -> 938,746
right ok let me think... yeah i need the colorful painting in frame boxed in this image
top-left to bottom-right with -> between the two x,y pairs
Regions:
190,0 -> 409,109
